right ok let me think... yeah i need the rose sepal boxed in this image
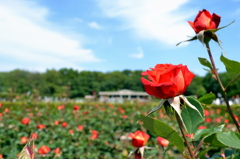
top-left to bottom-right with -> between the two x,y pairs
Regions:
177,20 -> 234,46
128,146 -> 154,159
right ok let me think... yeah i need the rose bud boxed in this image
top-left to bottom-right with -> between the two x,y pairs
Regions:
188,9 -> 220,34
129,130 -> 149,148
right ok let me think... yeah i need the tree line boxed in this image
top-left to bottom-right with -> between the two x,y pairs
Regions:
0,68 -> 240,99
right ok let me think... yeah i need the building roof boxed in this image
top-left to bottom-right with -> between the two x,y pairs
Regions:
99,89 -> 149,96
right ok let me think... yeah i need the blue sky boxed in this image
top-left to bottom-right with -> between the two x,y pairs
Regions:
1,0 -> 240,76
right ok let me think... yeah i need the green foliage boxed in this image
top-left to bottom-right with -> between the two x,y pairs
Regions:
217,132 -> 240,149
220,55 -> 240,74
198,92 -> 216,105
198,57 -> 213,70
141,115 -> 185,151
181,97 -> 204,134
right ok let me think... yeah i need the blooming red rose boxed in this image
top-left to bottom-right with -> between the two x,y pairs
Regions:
77,125 -> 84,131
62,122 -> 68,127
53,148 -> 61,154
157,137 -> 169,147
38,145 -> 51,155
21,118 -> 31,125
58,105 -> 64,110
30,133 -> 38,139
188,9 -> 220,34
90,130 -> 99,140
129,130 -> 149,148
69,129 -> 74,134
20,136 -> 28,144
37,124 -> 46,129
141,64 -> 195,99
198,126 -> 207,130
204,110 -> 210,116
73,105 -> 80,110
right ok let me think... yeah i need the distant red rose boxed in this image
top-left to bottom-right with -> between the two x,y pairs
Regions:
62,122 -> 68,127
77,125 -> 84,131
0,103 -> 2,107
58,105 -> 64,110
198,126 -> 207,130
69,129 -> 74,134
21,118 -> 31,125
186,133 -> 194,140
30,133 -> 38,139
83,111 -> 89,115
37,124 -> 46,129
205,118 -> 211,123
90,130 -> 99,140
55,120 -> 59,125
20,136 -> 28,144
204,110 -> 210,117
4,108 -> 9,113
54,148 -> 61,154
224,119 -> 229,123
38,145 -> 51,155
0,154 -> 3,158
141,64 -> 195,99
188,9 -> 221,34
157,137 -> 169,147
73,105 -> 80,110
129,130 -> 149,148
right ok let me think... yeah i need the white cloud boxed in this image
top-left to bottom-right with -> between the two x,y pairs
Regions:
0,0 -> 101,72
129,47 -> 144,59
88,21 -> 102,30
97,0 -> 195,46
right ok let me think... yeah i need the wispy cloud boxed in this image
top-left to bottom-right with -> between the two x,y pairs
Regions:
88,21 -> 103,30
97,0 -> 195,46
0,0 -> 101,72
129,47 -> 144,59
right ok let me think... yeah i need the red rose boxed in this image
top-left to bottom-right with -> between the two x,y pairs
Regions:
90,130 -> 99,140
58,105 -> 64,110
198,126 -> 206,130
30,133 -> 38,139
141,64 -> 195,99
20,136 -> 28,144
37,124 -> 46,129
62,122 -> 68,127
69,129 -> 74,134
129,130 -> 149,148
54,148 -> 61,154
157,137 -> 169,147
38,145 -> 51,155
77,125 -> 84,131
188,9 -> 220,34
21,118 -> 31,125
73,105 -> 80,110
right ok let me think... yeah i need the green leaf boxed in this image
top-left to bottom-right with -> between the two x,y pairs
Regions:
204,134 -> 227,148
176,35 -> 197,46
198,92 -> 216,105
181,97 -> 204,134
193,124 -> 224,141
217,131 -> 240,149
220,55 -> 240,74
141,115 -> 184,151
198,57 -> 213,70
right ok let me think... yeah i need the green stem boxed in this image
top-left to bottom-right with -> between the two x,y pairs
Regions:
176,114 -> 196,159
205,43 -> 240,133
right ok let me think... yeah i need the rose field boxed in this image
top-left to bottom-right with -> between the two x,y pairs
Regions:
0,100 -> 240,159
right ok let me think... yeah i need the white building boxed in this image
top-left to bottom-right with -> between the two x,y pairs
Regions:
99,89 -> 151,103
